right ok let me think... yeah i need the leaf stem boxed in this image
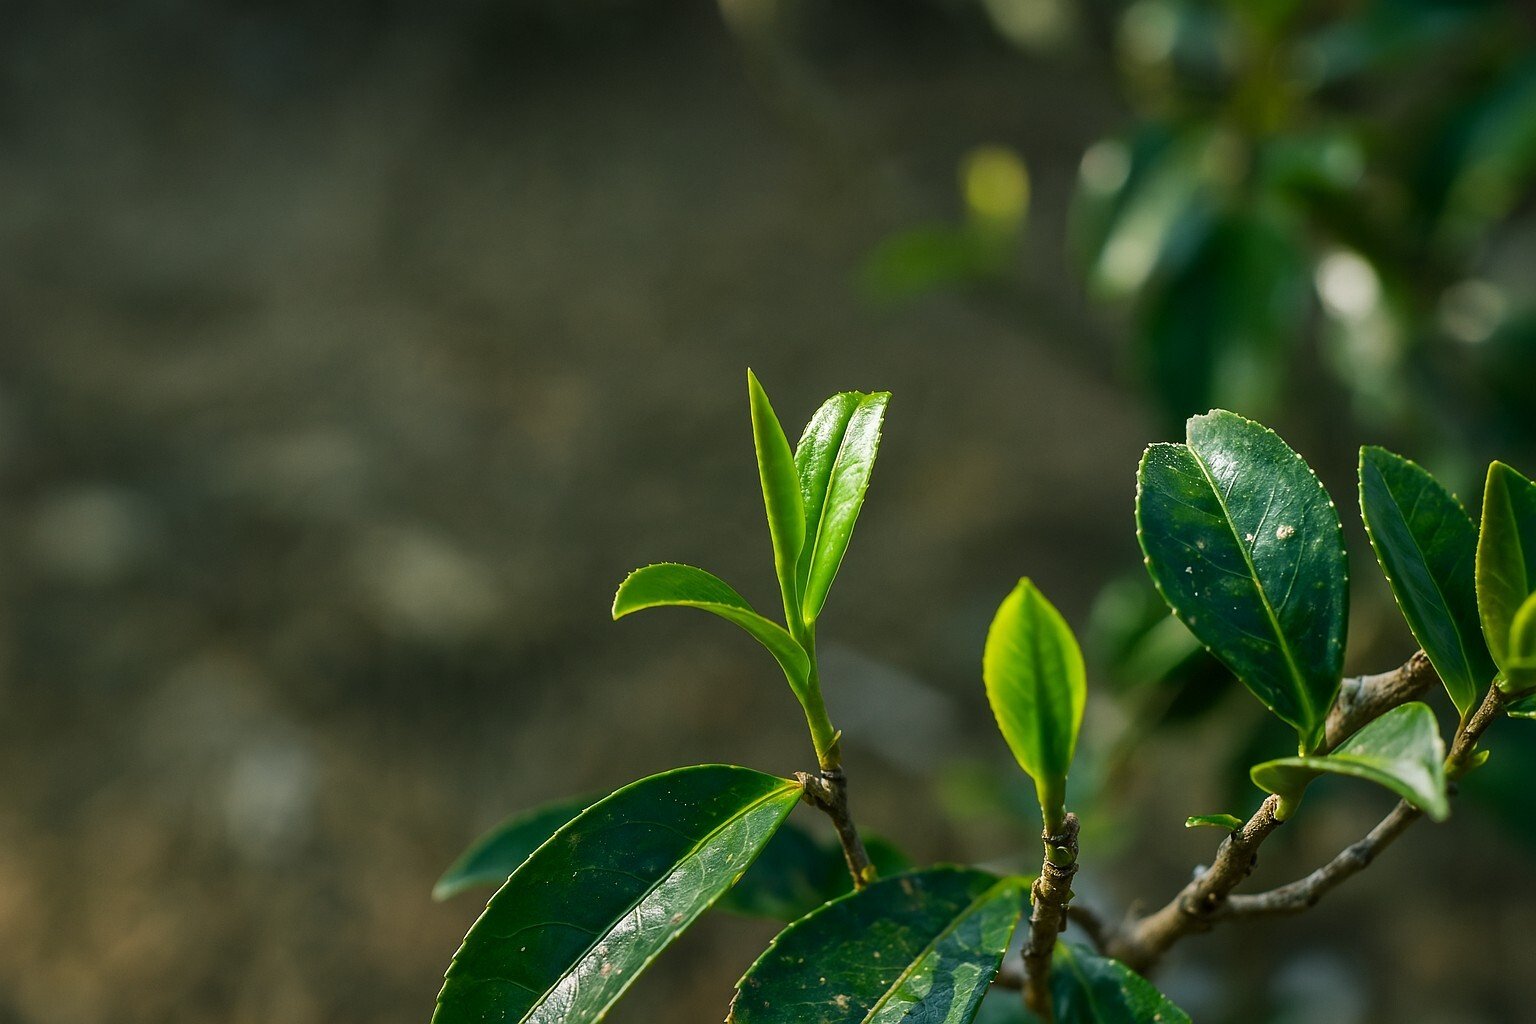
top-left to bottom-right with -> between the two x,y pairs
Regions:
1022,812 -> 1080,1020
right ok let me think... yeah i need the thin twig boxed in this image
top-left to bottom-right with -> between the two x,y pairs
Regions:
1224,684 -> 1507,919
1105,651 -> 1438,972
1023,814 -> 1080,1020
1066,902 -> 1111,953
796,767 -> 874,888
1323,651 -> 1436,750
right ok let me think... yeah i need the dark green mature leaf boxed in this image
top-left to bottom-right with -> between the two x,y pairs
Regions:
434,795 -> 595,901
729,868 -> 1026,1024
1477,462 -> 1536,691
794,390 -> 890,625
1250,702 -> 1448,821
1137,410 -> 1349,752
720,819 -> 913,921
1048,943 -> 1191,1024
749,370 -> 807,622
613,563 -> 811,701
1184,813 -> 1244,831
1508,690 -> 1536,719
983,579 -> 1086,831
434,765 -> 800,1024
1360,447 -> 1495,717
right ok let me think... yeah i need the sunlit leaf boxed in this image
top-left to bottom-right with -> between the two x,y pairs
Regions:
749,370 -> 807,621
434,765 -> 800,1024
1250,702 -> 1449,821
434,795 -> 594,901
983,579 -> 1087,830
1047,943 -> 1191,1024
729,868 -> 1026,1024
1477,462 -> 1536,691
613,563 -> 810,701
1137,410 -> 1348,752
1359,446 -> 1495,717
794,390 -> 890,624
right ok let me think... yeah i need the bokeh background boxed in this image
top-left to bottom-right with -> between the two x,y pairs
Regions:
5,1 -> 1536,1022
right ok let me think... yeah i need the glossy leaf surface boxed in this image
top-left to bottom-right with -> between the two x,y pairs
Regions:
729,868 -> 1026,1024
748,371 -> 807,620
434,765 -> 800,1024
1360,447 -> 1494,716
793,390 -> 890,624
1250,702 -> 1448,821
1138,410 -> 1348,751
983,579 -> 1086,830
612,563 -> 810,698
1478,462 -> 1536,690
434,795 -> 594,901
1047,943 -> 1192,1024
719,819 -> 912,921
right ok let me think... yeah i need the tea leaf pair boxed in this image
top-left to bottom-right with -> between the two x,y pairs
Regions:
613,372 -> 889,765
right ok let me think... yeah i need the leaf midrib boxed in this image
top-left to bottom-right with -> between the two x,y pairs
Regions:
1188,445 -> 1317,737
1364,458 -> 1481,693
800,399 -> 866,619
860,877 -> 1018,1023
517,780 -> 798,1022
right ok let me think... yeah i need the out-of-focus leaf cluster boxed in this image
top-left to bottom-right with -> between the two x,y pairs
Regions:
1083,0 -> 1536,435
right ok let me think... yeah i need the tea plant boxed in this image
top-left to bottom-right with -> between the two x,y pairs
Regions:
430,372 -> 1536,1023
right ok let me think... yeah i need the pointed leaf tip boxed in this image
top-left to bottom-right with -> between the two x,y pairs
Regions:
1360,447 -> 1493,717
1137,409 -> 1347,752
983,578 -> 1086,831
794,389 -> 891,625
1479,462 -> 1536,693
748,373 -> 808,625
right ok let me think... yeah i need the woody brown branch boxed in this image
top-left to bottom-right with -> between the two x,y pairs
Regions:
1223,682 -> 1507,920
1023,813 -> 1080,1020
796,767 -> 874,889
1105,651 -> 1439,973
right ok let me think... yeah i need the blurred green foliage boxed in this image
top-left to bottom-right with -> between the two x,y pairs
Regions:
875,0 -> 1536,452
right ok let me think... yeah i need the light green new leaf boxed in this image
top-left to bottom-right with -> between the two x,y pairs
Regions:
1047,943 -> 1192,1024
1478,462 -> 1536,692
749,370 -> 807,622
729,868 -> 1026,1024
1184,813 -> 1244,831
793,390 -> 890,625
1137,410 -> 1349,752
434,765 -> 800,1024
1360,447 -> 1495,717
1508,590 -> 1536,692
1250,702 -> 1448,821
983,579 -> 1086,832
433,794 -> 595,901
613,563 -> 811,701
